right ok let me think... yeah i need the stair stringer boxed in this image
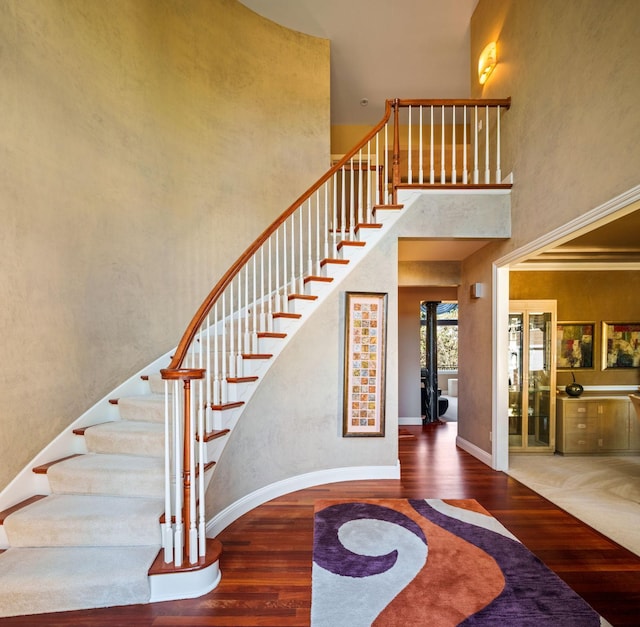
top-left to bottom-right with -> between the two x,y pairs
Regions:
205,188 -> 512,536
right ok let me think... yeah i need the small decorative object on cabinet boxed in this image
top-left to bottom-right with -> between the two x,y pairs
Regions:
565,371 -> 584,397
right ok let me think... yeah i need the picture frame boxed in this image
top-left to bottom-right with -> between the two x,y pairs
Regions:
602,322 -> 640,369
556,322 -> 595,370
342,292 -> 388,437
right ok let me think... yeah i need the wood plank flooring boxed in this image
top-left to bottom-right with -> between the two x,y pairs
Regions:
2,423 -> 639,626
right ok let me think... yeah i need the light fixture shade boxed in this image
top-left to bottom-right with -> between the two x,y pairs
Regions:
478,42 -> 497,85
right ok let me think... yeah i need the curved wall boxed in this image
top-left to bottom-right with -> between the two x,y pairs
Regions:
0,0 -> 329,491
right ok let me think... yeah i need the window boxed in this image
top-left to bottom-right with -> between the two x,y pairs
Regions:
420,302 -> 458,371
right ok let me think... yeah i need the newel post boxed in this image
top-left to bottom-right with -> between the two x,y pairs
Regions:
160,367 -> 205,565
392,98 -> 400,205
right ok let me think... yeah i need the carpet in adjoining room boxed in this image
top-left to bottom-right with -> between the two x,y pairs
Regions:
311,498 -> 610,626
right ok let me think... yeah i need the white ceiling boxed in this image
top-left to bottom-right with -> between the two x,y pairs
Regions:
239,0 -> 479,125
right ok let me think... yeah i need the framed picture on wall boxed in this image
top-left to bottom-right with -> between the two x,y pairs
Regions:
342,292 -> 388,437
556,322 -> 595,370
602,322 -> 640,369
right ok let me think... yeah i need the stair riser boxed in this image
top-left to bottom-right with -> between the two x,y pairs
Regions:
5,517 -> 162,548
47,462 -> 164,499
85,429 -> 164,458
118,398 -> 165,423
286,298 -> 316,316
0,546 -> 158,618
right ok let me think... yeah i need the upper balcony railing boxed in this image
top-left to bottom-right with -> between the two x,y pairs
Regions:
159,97 -> 511,569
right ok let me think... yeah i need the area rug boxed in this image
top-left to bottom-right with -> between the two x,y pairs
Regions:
311,498 -> 610,626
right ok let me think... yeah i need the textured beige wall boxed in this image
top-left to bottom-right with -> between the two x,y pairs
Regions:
459,0 -> 640,453
0,0 -> 329,491
511,270 -> 640,388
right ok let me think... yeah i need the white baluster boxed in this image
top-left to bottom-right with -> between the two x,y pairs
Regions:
332,173 -> 339,253
173,381 -> 183,566
278,225 -> 284,310
340,167 -> 346,240
220,293 -> 228,403
462,106 -> 468,184
267,238 -> 273,332
198,382 -> 206,557
418,105 -> 423,184
430,106 -> 435,184
228,280 -> 235,378
407,105 -> 413,184
323,185 -> 329,264
496,106 -> 502,183
451,105 -> 457,184
205,313 -> 212,431
300,202 -> 305,292
366,141 -> 372,222
349,157 -> 355,235
309,194 -> 318,276
163,379 -> 173,563
188,389 -> 197,564
473,105 -> 479,184
213,302 -> 220,409
485,106 -> 490,184
290,213 -> 296,297
441,105 -> 446,183
252,255 -> 258,353
357,150 -> 363,226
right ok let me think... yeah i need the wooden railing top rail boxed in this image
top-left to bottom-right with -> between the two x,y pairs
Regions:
394,97 -> 511,109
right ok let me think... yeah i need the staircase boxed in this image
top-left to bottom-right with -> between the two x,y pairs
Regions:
0,376 -> 226,617
0,206 -> 400,619
0,98 -> 510,618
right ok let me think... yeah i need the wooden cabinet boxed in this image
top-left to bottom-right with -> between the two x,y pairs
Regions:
556,396 -> 639,454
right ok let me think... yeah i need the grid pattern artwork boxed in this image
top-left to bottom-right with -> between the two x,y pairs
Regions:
343,292 -> 387,436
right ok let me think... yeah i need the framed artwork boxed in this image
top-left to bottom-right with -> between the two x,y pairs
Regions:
556,322 -> 595,370
342,292 -> 388,437
602,322 -> 640,369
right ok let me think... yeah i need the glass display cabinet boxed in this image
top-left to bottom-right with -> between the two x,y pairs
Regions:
508,300 -> 557,452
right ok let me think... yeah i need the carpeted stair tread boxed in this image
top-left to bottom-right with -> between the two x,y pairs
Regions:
0,544 -> 159,618
116,394 -> 165,423
84,420 -> 164,457
3,494 -> 164,547
47,453 -> 164,498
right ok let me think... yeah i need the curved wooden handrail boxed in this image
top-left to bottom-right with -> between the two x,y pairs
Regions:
163,99 -> 396,375
163,97 -> 511,375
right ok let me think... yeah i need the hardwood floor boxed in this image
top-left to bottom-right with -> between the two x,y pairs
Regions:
3,423 -> 640,626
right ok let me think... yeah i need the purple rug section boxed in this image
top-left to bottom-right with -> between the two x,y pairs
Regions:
409,500 -> 601,626
313,502 -> 426,578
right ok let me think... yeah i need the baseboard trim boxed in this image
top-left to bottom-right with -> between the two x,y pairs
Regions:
149,558 -> 221,603
456,435 -> 492,468
399,416 -> 423,425
206,463 -> 401,537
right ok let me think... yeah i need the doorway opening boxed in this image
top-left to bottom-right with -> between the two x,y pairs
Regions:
420,301 -> 459,422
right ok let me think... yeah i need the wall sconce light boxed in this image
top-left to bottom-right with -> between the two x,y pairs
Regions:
470,282 -> 484,299
478,42 -> 497,85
